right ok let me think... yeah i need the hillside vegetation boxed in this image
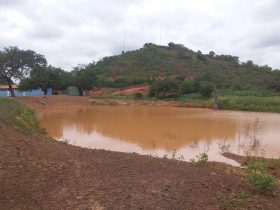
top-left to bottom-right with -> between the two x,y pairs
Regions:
1,44 -> 280,112
94,43 -> 280,92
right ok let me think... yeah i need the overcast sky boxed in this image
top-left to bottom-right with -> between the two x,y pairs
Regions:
0,0 -> 279,70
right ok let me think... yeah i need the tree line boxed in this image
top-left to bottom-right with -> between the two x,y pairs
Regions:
0,46 -> 97,97
1,45 -> 280,98
149,77 -> 215,98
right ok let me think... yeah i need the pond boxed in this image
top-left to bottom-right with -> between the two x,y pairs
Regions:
39,106 -> 280,166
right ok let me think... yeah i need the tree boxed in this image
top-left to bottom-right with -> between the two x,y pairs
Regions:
168,42 -> 185,49
0,46 -> 47,97
150,78 -> 179,98
199,82 -> 215,98
0,76 -> 7,84
242,60 -> 255,68
72,64 -> 97,96
269,70 -> 280,92
196,50 -> 206,61
19,66 -> 70,95
180,80 -> 195,94
258,65 -> 272,72
51,69 -> 72,91
144,43 -> 156,48
216,54 -> 239,65
209,51 -> 215,58
168,42 -> 176,48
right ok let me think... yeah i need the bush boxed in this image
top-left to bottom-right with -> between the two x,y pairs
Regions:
246,160 -> 277,193
180,80 -> 195,94
134,92 -> 143,100
191,152 -> 208,166
100,76 -> 146,88
150,78 -> 179,98
196,152 -> 208,165
200,83 -> 214,98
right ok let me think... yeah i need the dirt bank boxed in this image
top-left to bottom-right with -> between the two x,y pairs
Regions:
1,96 -> 279,209
17,95 -> 92,112
17,95 -> 207,113
91,98 -> 207,108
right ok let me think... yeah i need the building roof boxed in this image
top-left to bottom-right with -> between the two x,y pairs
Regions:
0,85 -> 18,89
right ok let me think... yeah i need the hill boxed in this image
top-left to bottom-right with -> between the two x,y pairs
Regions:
94,43 -> 280,92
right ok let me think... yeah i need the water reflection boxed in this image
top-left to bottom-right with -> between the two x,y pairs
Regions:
39,106 -> 280,165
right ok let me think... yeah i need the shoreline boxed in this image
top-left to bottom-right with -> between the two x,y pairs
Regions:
16,95 -> 280,115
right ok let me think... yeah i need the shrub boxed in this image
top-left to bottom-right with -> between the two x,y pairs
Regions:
237,190 -> 247,204
134,92 -> 143,100
199,83 -> 214,98
197,152 -> 208,165
150,78 -> 179,98
191,152 -> 208,166
180,80 -> 195,94
216,192 -> 233,209
246,160 -> 277,193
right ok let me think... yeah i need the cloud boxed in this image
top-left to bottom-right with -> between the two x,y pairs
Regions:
0,0 -> 280,70
256,34 -> 280,48
0,0 -> 24,7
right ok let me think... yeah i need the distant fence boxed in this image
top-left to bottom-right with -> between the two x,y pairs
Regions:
0,88 -> 52,97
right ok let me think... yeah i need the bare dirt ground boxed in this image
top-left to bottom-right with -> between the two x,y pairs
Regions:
17,95 -> 92,112
1,96 -> 280,209
91,98 -> 207,108
88,85 -> 150,97
17,95 -> 207,112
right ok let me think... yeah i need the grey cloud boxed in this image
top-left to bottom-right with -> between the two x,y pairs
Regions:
0,0 -> 24,7
256,34 -> 280,48
25,22 -> 65,40
252,0 -> 280,22
0,0 -> 280,70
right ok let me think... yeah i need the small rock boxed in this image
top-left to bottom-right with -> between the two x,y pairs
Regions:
211,171 -> 217,176
75,196 -> 83,200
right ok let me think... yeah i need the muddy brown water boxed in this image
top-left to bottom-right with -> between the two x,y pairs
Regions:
39,106 -> 280,166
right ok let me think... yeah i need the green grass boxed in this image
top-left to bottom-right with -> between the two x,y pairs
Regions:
0,97 -> 45,134
221,89 -> 279,97
216,190 -> 248,209
92,93 -> 280,113
175,94 -> 280,113
219,96 -> 280,112
174,94 -> 212,106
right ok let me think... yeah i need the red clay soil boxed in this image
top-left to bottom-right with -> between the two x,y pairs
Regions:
17,95 -> 92,112
119,85 -> 150,95
1,96 -> 280,209
17,95 -> 208,112
88,85 -> 150,97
